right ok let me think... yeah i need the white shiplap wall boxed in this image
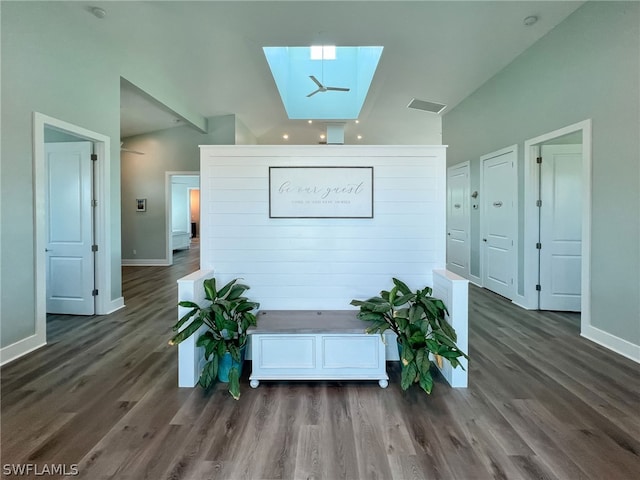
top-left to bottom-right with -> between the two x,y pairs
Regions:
200,145 -> 447,310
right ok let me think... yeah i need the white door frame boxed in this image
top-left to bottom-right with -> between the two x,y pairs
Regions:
165,171 -> 200,265
34,113 -> 114,332
479,145 -> 518,300
446,161 -> 470,278
523,120 -> 592,328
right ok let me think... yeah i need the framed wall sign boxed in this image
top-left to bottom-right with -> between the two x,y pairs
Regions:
269,166 -> 374,218
136,198 -> 147,212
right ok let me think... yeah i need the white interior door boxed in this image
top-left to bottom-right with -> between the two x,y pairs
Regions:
539,144 -> 582,311
481,147 -> 517,299
447,162 -> 470,278
45,141 -> 95,315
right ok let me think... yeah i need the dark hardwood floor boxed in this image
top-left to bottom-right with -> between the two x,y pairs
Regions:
2,245 -> 639,479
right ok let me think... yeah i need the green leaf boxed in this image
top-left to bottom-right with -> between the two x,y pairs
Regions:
425,338 -> 440,352
236,301 -> 258,313
411,304 -> 426,323
365,320 -> 390,334
357,311 -> 385,322
400,362 -> 418,390
227,284 -> 249,301
228,343 -> 240,362
369,301 -> 392,314
197,333 -> 219,360
433,330 -> 458,349
203,278 -> 217,301
227,366 -> 241,400
388,286 -> 398,306
418,370 -> 434,394
169,317 -> 204,345
415,349 -> 431,374
216,278 -> 237,298
409,326 -> 425,340
178,300 -> 200,309
199,357 -> 218,390
172,307 -> 198,332
401,344 -> 415,365
392,278 -> 412,295
393,293 -> 414,307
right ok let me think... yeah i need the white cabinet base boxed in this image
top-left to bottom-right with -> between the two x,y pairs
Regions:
248,311 -> 388,388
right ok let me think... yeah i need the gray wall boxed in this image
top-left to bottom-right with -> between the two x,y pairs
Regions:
121,116 -> 235,261
443,2 -> 640,345
0,2 -> 206,348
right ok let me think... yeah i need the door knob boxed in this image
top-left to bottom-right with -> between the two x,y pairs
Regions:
483,238 -> 487,242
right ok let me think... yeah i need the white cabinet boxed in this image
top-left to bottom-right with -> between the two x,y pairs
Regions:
172,231 -> 190,251
248,311 -> 388,388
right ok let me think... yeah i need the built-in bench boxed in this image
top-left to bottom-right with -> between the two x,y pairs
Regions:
176,269 -> 468,389
248,310 -> 389,388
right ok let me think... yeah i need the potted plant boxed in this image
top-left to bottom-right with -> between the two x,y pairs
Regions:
350,277 -> 468,394
169,277 -> 259,399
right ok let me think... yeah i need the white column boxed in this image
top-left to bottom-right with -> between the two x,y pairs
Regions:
432,269 -> 469,388
176,270 -> 213,387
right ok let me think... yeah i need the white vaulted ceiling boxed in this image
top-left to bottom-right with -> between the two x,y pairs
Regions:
111,1 -> 584,144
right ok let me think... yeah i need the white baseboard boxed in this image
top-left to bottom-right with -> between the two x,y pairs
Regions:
121,259 -> 170,267
0,332 -> 46,366
105,297 -> 125,314
512,294 -> 535,310
581,325 -> 640,364
468,274 -> 482,288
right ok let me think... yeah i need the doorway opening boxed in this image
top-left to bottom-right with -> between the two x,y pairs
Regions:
33,113 -> 117,346
165,172 -> 200,266
523,120 -> 591,327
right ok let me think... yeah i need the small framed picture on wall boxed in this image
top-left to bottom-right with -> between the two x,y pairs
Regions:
136,198 -> 147,212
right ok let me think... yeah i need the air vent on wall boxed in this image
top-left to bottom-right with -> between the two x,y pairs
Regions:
407,98 -> 447,114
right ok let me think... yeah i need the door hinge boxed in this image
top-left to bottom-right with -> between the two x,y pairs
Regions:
91,153 -> 98,161
536,200 -> 542,207
536,157 -> 542,164
91,244 -> 98,252
92,289 -> 99,296
536,242 -> 542,249
91,199 -> 98,207
536,284 -> 542,291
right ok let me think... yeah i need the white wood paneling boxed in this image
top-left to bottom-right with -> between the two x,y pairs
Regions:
200,145 -> 447,310
432,269 -> 469,387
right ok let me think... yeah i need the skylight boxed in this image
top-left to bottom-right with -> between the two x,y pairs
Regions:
263,46 -> 383,120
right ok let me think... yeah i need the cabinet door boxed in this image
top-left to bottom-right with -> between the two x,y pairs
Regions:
322,336 -> 383,370
254,335 -> 316,370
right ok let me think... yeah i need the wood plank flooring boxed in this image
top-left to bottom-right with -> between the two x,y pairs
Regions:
2,245 -> 639,479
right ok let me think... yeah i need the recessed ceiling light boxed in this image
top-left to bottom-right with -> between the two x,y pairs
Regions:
282,134 -> 289,140
355,120 -> 360,124
308,120 -> 313,124
320,134 -> 326,140
523,15 -> 538,26
357,135 -> 363,140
